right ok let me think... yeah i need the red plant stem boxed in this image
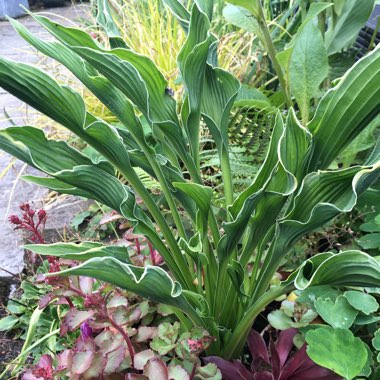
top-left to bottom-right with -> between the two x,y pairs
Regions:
64,296 -> 75,309
147,241 -> 156,265
190,363 -> 197,380
105,312 -> 135,367
135,238 -> 141,256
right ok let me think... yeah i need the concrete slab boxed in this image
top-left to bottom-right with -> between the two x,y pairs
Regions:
0,4 -> 90,277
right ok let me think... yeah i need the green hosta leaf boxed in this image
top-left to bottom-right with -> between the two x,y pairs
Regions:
201,66 -> 240,153
96,0 -> 127,48
0,58 -> 86,137
306,326 -> 367,379
290,251 -> 380,290
51,258 -> 200,318
344,290 -> 379,315
162,0 -> 190,32
0,126 -> 94,174
223,4 -> 261,35
306,46 -> 380,171
10,17 -> 144,140
267,161 -> 380,274
325,0 -> 376,55
21,176 -> 94,199
289,21 -> 328,124
25,242 -> 131,264
195,0 -> 214,21
314,295 -> 358,328
178,4 -> 213,164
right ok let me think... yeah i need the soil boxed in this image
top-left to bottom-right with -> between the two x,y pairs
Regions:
0,279 -> 23,375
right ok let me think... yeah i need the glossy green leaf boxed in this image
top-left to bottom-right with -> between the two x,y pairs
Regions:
96,0 -> 127,48
25,242 -> 131,263
223,4 -> 261,35
291,251 -> 380,290
344,290 -> 379,315
178,4 -> 213,165
51,257 -> 203,323
314,295 -> 358,328
0,58 -> 86,136
372,329 -> 380,350
306,46 -> 380,171
226,0 -> 259,16
325,0 -> 376,55
306,326 -> 367,379
162,0 -> 190,32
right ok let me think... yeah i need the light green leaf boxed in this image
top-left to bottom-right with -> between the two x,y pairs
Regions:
25,242 -> 131,263
306,45 -> 380,171
178,4 -> 213,164
51,258 -> 200,319
344,290 -> 379,315
223,4 -> 261,35
325,0 -> 376,54
314,295 -> 358,328
357,233 -> 380,250
290,251 -> 380,290
306,326 -> 367,379
373,329 -> 380,350
0,315 -> 18,331
162,0 -> 190,32
96,0 -> 127,48
226,0 -> 259,16
233,85 -> 272,110
289,21 -> 328,124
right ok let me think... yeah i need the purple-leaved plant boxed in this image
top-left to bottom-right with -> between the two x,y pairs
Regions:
206,328 -> 341,380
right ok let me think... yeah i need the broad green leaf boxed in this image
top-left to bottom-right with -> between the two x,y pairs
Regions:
306,45 -> 380,171
314,295 -> 358,328
195,0 -> 214,21
51,257 -> 201,320
291,251 -> 380,290
344,290 -> 379,315
325,0 -> 376,55
0,58 -> 86,137
162,0 -> 190,32
173,182 -> 213,230
289,21 -> 328,124
22,175 -> 94,199
226,0 -> 259,16
223,4 -> 261,36
9,17 -> 144,140
357,233 -> 380,250
96,0 -> 127,48
0,126 -> 94,174
0,315 -> 18,331
178,4 -> 213,164
306,326 -> 367,379
372,329 -> 380,350
233,85 -> 272,110
25,242 -> 131,263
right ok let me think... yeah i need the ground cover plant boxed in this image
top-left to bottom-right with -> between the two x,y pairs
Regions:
1,0 -> 380,378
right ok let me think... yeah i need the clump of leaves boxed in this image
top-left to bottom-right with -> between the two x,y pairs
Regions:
206,328 -> 340,380
1,0 -> 380,363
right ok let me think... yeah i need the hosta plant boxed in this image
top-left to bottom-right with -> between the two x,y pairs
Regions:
1,0 -> 380,362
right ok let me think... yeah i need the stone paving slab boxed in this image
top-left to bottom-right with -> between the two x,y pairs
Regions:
0,4 -> 90,276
